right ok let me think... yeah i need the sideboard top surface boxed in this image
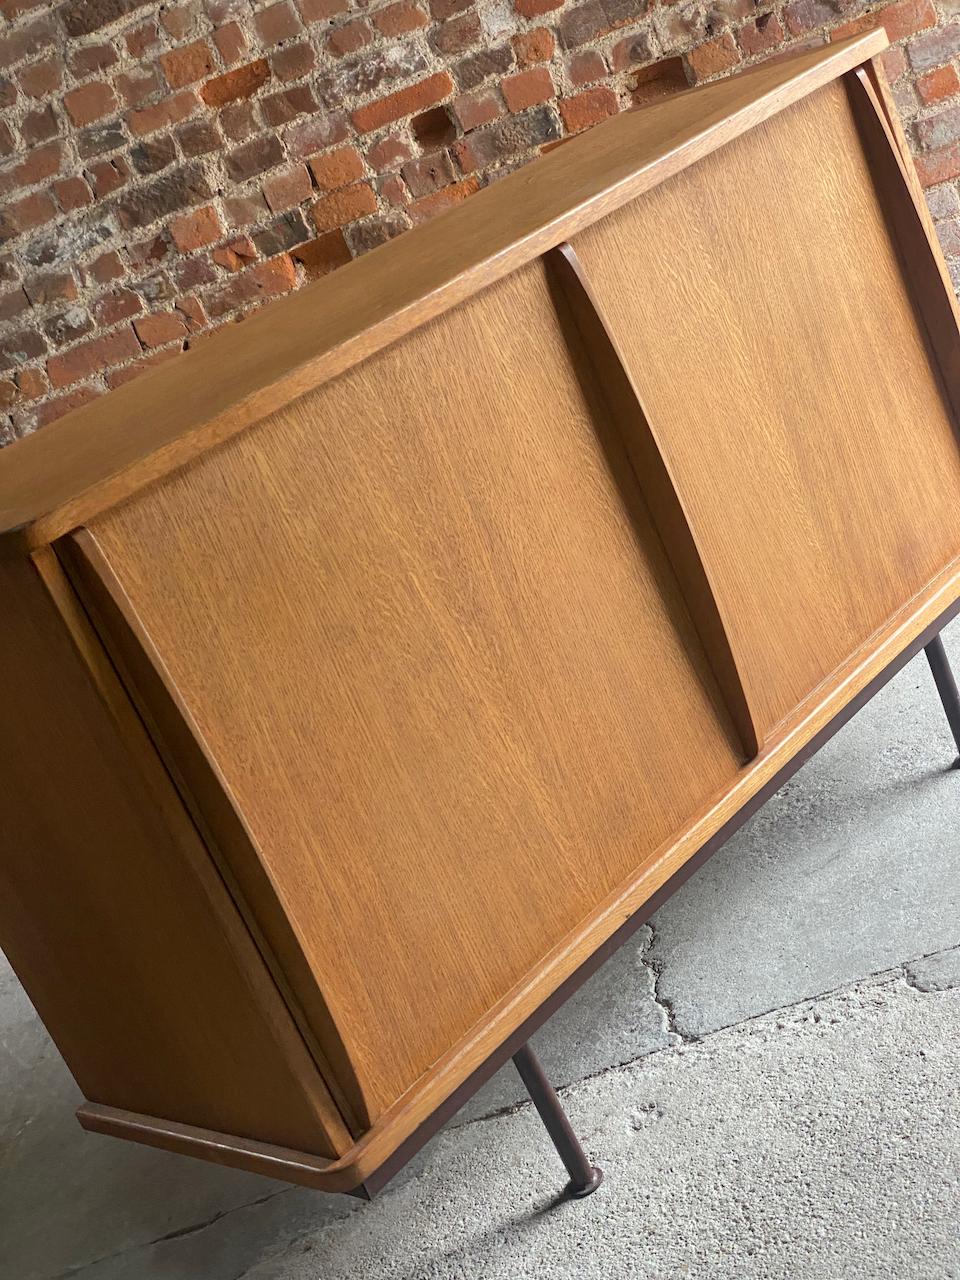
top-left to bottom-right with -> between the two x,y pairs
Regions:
0,30 -> 885,552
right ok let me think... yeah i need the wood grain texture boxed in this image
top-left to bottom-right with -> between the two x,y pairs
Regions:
0,551 -> 349,1157
544,241 -> 761,759
569,75 -> 960,741
80,259 -> 744,1122
0,32 -> 886,552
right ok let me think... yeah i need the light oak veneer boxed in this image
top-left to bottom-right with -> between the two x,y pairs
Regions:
2,30 -> 957,1192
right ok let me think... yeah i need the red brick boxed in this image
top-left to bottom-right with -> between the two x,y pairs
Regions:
502,66 -> 554,111
126,20 -> 159,57
513,0 -> 563,15
6,190 -> 56,234
169,204 -> 224,251
18,56 -> 62,98
915,141 -> 960,186
88,250 -> 125,283
559,85 -> 617,132
161,40 -> 214,89
134,310 -> 189,348
220,101 -> 258,141
918,64 -> 960,105
54,175 -> 93,210
212,235 -> 257,270
271,41 -> 317,80
630,56 -> 687,105
352,72 -> 454,132
17,366 -> 46,399
452,90 -> 503,131
686,32 -> 741,81
0,141 -> 61,194
298,0 -> 349,20
401,151 -> 454,196
24,272 -> 76,305
36,384 -> 104,427
880,46 -> 908,83
878,0 -> 936,42
88,157 -> 130,197
367,134 -> 414,171
128,90 -> 198,137
255,1 -> 302,44
64,80 -> 117,126
374,2 -> 428,35
311,181 -> 378,231
433,11 -> 482,55
410,175 -> 478,223
106,346 -> 179,388
309,144 -> 365,190
0,326 -> 46,367
327,18 -> 373,56
380,171 -> 408,205
0,378 -> 16,410
411,105 -> 457,146
263,162 -> 314,211
176,293 -> 207,330
20,104 -> 58,146
738,12 -> 784,57
223,194 -> 269,228
94,288 -> 143,325
260,83 -> 318,125
46,327 -> 141,389
68,42 -> 117,77
200,59 -> 270,107
0,287 -> 29,321
512,27 -> 555,66
162,5 -> 198,40
291,230 -> 352,276
430,0 -> 471,18
214,21 -> 248,65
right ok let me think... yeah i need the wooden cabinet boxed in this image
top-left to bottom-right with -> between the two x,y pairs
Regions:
1,30 -> 958,1195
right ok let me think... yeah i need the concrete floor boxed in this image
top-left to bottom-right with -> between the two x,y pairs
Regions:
2,627 -> 959,1279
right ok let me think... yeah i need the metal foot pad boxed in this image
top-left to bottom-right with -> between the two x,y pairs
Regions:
567,1165 -> 604,1199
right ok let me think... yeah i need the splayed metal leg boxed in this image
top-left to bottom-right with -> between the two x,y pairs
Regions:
925,634 -> 960,765
512,1043 -> 603,1198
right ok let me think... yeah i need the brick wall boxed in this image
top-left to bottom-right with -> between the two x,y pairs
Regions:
0,0 -> 958,438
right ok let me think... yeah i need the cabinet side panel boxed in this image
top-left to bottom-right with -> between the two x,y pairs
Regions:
572,77 -> 960,740
0,552 -> 346,1157
86,260 -> 744,1119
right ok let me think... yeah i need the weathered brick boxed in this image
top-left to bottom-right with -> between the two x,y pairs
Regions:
918,64 -> 960,104
178,118 -> 223,157
223,193 -> 270,228
68,43 -> 117,77
61,0 -> 142,37
311,181 -> 378,231
909,23 -> 960,72
261,84 -> 319,125
176,293 -> 207,330
455,45 -> 514,90
514,0 -> 564,16
161,40 -> 214,89
433,11 -> 483,55
35,384 -> 104,426
263,162 -> 314,211
77,120 -> 127,159
115,67 -> 163,107
252,209 -> 311,253
317,46 -> 431,104
169,204 -> 224,251
283,111 -> 350,157
130,136 -> 177,176
125,20 -> 159,57
298,0 -> 349,21
455,103 -> 560,169
0,141 -> 61,194
226,132 -> 286,181
0,326 -> 47,371
631,55 -> 687,103
220,101 -> 258,141
255,1 -> 302,44
352,71 -> 455,131
206,254 -> 297,318
114,164 -> 212,230
348,212 -> 408,252
87,157 -> 130,196
401,151 -> 455,196
291,230 -> 352,277
927,184 -> 960,219
409,175 -> 478,222
20,104 -> 58,146
309,144 -> 365,189
106,347 -> 179,388
918,104 -> 960,149
558,0 -> 647,48
16,366 -> 46,399
880,46 -> 908,83
878,0 -> 936,41
43,306 -> 94,345
0,287 -> 29,321
213,234 -> 258,270
0,16 -> 54,69
54,176 -> 94,210
88,250 -> 125,283
375,2 -> 428,35
134,311 -> 189,348
611,32 -> 654,71
367,134 -> 414,170
513,27 -> 555,66
379,171 -> 408,205
46,326 -> 141,388
502,67 -> 555,111
783,0 -> 841,36
2,190 -> 56,237
559,85 -> 618,132
915,140 -> 960,186
272,41 -> 316,80
161,5 -> 200,40
200,59 -> 270,107
687,32 -> 741,81
738,13 -> 784,57
128,91 -> 198,137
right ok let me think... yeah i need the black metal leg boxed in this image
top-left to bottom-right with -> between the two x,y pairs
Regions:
512,1043 -> 603,1199
925,634 -> 960,766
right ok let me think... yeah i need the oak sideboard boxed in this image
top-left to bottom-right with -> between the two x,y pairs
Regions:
2,28 -> 959,1201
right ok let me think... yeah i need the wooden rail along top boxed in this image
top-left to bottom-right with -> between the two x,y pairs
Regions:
2,29 -> 959,1199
